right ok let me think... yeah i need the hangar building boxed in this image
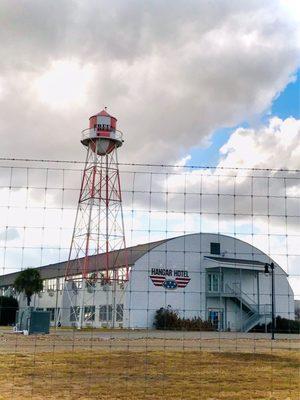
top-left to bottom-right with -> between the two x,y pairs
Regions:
0,233 -> 294,332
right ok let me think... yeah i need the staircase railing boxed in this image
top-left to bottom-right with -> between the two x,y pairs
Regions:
208,282 -> 272,331
242,312 -> 261,332
242,305 -> 272,332
224,283 -> 258,313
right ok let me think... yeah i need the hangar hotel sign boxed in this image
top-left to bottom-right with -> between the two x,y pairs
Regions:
150,267 -> 190,289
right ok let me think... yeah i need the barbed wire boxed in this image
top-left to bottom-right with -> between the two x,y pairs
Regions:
0,156 -> 299,173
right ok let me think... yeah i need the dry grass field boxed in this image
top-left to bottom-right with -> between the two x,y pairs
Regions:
0,330 -> 299,400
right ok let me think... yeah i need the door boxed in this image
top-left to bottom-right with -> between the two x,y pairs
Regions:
208,309 -> 223,331
207,273 -> 220,293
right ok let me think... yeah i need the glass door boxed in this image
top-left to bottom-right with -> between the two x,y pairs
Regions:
207,273 -> 220,293
208,309 -> 223,331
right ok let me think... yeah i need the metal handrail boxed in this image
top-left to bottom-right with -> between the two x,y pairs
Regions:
224,283 -> 256,308
81,128 -> 123,142
242,313 -> 261,331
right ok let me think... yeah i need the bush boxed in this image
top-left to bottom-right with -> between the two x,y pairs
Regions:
251,316 -> 300,334
154,307 -> 214,331
0,296 -> 19,325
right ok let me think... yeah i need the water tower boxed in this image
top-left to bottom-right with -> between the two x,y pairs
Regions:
65,109 -> 128,285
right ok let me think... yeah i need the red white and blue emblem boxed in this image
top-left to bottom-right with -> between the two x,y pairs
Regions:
150,275 -> 190,289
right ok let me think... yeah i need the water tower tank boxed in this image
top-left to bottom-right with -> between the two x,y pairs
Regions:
81,109 -> 123,155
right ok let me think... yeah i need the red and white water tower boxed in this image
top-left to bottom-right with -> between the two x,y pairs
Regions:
65,108 -> 128,283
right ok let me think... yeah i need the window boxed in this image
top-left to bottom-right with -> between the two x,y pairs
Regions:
71,274 -> 83,289
84,306 -> 95,322
116,304 -> 123,322
47,278 -> 57,291
58,277 -> 64,291
107,305 -> 112,321
210,242 -> 220,255
36,308 -> 44,311
99,305 -> 107,322
70,306 -> 80,322
46,308 -> 55,321
99,305 -> 112,322
208,273 -> 220,292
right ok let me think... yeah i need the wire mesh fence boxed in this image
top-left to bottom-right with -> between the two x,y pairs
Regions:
0,158 -> 299,399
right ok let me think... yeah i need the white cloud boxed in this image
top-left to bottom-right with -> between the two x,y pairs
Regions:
279,0 -> 300,22
32,60 -> 96,110
0,1 -> 299,295
174,155 -> 192,167
0,0 -> 299,163
0,228 -> 19,241
219,117 -> 300,170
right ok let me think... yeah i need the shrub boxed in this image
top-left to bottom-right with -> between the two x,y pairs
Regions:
251,316 -> 300,334
0,296 -> 19,325
154,307 -> 214,331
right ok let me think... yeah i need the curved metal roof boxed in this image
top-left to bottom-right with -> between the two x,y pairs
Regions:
0,239 -> 167,286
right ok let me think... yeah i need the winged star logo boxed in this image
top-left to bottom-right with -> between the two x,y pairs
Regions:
150,275 -> 190,289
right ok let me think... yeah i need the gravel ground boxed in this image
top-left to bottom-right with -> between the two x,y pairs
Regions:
0,328 -> 299,354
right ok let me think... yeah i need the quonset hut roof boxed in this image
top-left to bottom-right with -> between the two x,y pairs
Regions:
0,232 -> 287,287
0,239 -> 167,287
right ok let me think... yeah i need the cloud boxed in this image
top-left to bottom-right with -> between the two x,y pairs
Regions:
0,227 -> 19,241
219,117 -> 300,170
32,60 -> 96,110
146,117 -> 300,240
0,1 -> 299,295
0,0 -> 299,163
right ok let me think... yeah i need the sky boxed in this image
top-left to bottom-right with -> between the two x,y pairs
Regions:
0,0 -> 299,296
0,0 -> 299,167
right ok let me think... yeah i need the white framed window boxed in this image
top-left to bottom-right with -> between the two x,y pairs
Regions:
116,304 -> 123,322
207,273 -> 220,292
47,278 -> 57,291
84,306 -> 95,322
58,277 -> 64,291
99,305 -> 112,321
70,306 -> 80,322
46,307 -> 55,321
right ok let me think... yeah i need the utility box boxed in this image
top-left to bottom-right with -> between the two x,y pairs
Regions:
15,308 -> 50,335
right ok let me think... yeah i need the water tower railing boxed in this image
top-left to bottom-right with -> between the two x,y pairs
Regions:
81,128 -> 123,142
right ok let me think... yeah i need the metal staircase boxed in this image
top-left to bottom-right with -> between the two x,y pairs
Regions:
224,283 -> 271,332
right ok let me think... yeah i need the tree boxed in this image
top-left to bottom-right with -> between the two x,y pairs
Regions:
13,268 -> 43,306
